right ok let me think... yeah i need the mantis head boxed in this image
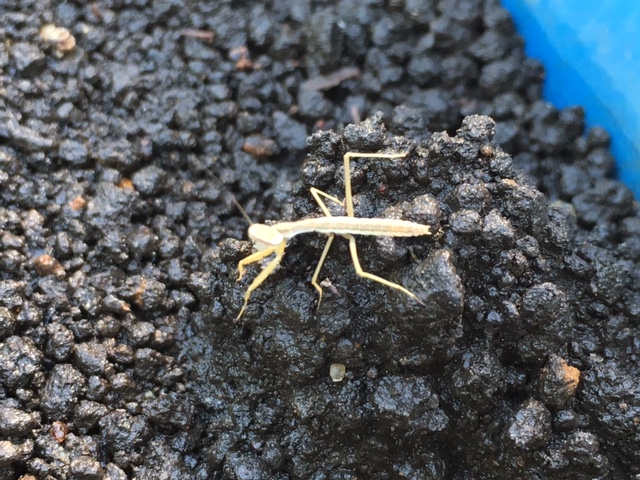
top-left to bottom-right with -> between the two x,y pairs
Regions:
248,223 -> 284,251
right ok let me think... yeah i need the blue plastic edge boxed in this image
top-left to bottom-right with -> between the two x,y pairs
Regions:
501,0 -> 640,199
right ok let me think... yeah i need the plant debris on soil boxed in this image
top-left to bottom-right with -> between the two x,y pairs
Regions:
1,1 -> 639,479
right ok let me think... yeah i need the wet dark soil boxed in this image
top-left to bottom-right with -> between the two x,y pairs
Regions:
1,1 -> 639,479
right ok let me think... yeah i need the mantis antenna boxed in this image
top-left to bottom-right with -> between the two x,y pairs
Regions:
189,157 -> 253,226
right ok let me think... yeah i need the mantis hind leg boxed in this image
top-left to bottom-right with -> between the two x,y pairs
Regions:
344,234 -> 423,305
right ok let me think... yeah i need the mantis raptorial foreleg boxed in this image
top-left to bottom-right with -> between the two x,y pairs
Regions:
236,242 -> 286,320
237,246 -> 278,281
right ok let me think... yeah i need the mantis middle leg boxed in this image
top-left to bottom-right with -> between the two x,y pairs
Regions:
342,152 -> 407,217
309,187 -> 344,307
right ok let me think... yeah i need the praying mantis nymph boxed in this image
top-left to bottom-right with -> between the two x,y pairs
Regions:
235,151 -> 434,320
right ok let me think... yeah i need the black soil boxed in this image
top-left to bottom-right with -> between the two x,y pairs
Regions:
1,1 -> 639,479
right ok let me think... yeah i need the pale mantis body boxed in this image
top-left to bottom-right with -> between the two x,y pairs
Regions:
235,152 -> 433,320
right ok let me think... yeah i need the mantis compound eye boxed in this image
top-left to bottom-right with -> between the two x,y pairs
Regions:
248,224 -> 284,250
